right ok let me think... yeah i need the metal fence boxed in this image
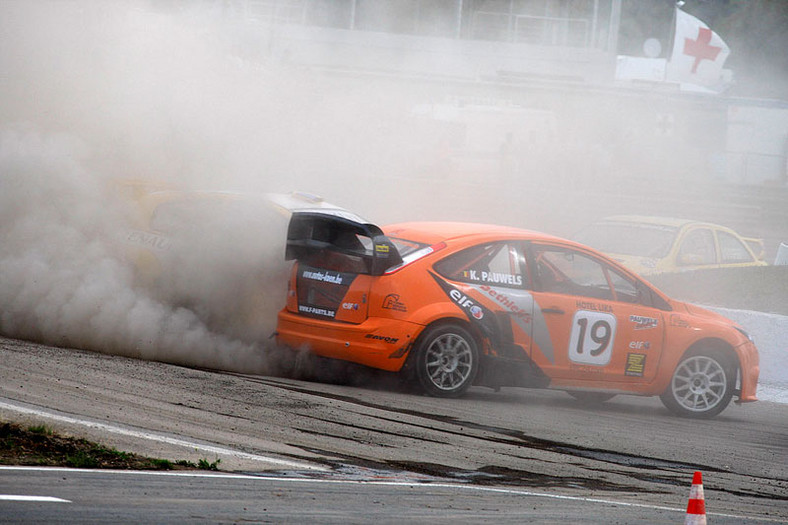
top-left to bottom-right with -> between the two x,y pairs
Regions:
471,11 -> 590,46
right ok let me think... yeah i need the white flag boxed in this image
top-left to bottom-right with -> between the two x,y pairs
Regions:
667,9 -> 730,89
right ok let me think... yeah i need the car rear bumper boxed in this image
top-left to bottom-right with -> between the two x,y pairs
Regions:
275,309 -> 422,372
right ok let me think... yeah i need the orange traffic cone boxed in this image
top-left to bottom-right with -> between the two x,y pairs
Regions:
685,471 -> 707,525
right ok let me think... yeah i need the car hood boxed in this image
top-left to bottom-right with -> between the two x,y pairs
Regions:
673,300 -> 747,334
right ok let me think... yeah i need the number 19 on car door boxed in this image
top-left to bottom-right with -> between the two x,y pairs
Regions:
568,311 -> 617,366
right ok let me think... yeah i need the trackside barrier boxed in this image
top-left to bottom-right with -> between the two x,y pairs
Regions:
775,242 -> 788,265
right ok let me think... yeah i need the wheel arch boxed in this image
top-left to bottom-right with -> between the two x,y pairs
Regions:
659,337 -> 740,418
683,337 -> 740,374
402,316 -> 485,371
653,336 -> 740,395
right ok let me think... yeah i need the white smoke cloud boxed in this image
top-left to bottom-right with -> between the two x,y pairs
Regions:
0,125 -> 277,372
0,1 -> 434,374
0,2 -> 326,372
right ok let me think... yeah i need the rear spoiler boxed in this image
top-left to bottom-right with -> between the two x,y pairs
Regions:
286,211 -> 403,276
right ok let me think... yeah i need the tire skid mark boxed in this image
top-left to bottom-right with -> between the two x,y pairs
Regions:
226,372 -> 787,500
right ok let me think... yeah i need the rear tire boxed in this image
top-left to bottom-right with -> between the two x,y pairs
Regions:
414,324 -> 479,398
660,350 -> 735,418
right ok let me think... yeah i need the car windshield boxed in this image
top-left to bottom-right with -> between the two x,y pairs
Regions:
575,222 -> 678,258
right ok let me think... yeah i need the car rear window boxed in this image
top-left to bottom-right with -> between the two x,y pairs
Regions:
388,237 -> 428,259
434,242 -> 527,289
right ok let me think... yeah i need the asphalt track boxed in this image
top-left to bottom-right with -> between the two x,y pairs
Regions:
1,336 -> 786,523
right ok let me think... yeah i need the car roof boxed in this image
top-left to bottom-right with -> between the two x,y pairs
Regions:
598,215 -> 733,230
383,221 -> 565,245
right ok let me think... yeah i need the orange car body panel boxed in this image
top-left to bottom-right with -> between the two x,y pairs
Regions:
276,220 -> 759,402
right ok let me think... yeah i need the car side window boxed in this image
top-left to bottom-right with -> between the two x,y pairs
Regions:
606,268 -> 639,303
434,242 -> 528,289
532,246 -> 613,300
717,231 -> 754,263
678,229 -> 716,265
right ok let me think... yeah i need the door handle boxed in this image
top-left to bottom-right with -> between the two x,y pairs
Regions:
541,307 -> 565,315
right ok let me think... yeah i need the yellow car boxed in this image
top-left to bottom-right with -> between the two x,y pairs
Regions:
574,216 -> 767,275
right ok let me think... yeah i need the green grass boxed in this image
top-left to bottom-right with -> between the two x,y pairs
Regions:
198,458 -> 222,471
27,424 -> 53,436
65,450 -> 99,468
1,421 -> 213,471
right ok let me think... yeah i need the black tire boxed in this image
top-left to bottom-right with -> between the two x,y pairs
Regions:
567,391 -> 616,404
660,350 -> 735,419
414,324 -> 479,398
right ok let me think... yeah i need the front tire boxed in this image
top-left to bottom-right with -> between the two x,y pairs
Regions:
660,350 -> 735,418
414,324 -> 479,398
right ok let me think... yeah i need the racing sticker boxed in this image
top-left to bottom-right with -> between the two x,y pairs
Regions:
430,272 -> 500,342
625,353 -> 646,377
568,311 -> 617,366
575,300 -> 613,313
461,269 -> 523,287
365,334 -> 399,344
475,285 -> 532,322
300,267 -> 354,286
298,305 -> 335,318
125,230 -> 171,251
630,315 -> 658,330
382,294 -> 407,312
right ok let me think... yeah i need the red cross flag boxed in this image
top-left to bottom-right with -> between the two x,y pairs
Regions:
666,9 -> 730,90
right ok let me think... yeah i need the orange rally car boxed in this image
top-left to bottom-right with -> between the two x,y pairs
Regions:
275,212 -> 759,418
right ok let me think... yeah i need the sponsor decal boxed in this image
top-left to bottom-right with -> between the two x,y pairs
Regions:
431,272 -> 500,344
449,289 -> 484,320
365,334 -> 399,344
628,341 -> 651,350
576,300 -> 613,313
629,315 -> 658,330
341,302 -> 359,310
298,305 -> 335,318
469,305 -> 484,320
670,314 -> 690,328
569,364 -> 604,374
301,269 -> 346,285
479,285 -> 531,321
382,294 -> 407,312
625,353 -> 647,377
125,230 -> 171,251
375,243 -> 390,253
461,269 -> 523,286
